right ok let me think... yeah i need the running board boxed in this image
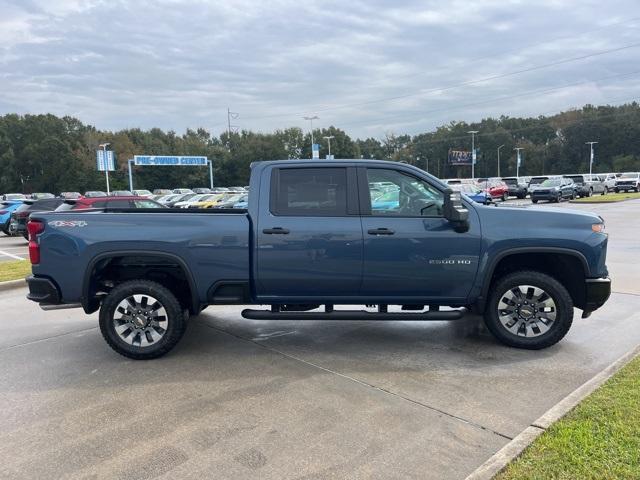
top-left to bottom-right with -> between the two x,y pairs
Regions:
241,308 -> 467,321
39,303 -> 82,311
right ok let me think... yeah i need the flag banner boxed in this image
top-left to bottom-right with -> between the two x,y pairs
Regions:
448,149 -> 473,165
96,150 -> 115,171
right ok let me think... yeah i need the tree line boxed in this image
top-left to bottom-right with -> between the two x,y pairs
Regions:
1,102 -> 639,194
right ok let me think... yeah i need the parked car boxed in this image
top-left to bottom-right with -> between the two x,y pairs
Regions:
476,179 -> 509,201
1,193 -> 26,201
59,192 -> 82,199
232,194 -> 249,209
110,190 -> 134,197
172,188 -> 194,194
500,177 -> 528,199
0,200 -> 23,235
212,193 -> 246,208
173,193 -> 214,208
528,176 -> 550,189
192,188 -> 212,194
25,159 -> 611,359
530,177 -> 576,203
563,174 -> 606,197
450,184 -> 493,205
55,197 -> 165,211
188,193 -> 230,208
132,189 -> 153,197
600,173 -> 617,192
152,189 -> 173,196
84,191 -> 107,198
30,193 -> 55,200
165,193 -> 197,207
614,172 -> 640,192
10,198 -> 65,239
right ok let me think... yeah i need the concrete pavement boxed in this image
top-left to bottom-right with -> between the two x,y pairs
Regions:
1,200 -> 639,479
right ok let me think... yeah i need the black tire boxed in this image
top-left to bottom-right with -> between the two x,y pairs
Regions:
502,192 -> 509,202
531,199 -> 538,204
571,191 -> 576,200
99,280 -> 187,359
22,231 -> 29,240
614,188 -> 619,193
587,188 -> 593,197
484,270 -> 574,349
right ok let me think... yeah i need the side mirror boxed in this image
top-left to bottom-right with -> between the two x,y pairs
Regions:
443,189 -> 470,233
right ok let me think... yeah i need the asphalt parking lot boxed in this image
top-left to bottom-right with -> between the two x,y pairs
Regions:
0,235 -> 28,263
1,200 -> 639,479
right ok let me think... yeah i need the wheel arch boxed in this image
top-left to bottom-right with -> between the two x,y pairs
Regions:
82,250 -> 200,314
477,247 -> 589,313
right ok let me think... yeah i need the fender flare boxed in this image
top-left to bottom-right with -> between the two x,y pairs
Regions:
82,250 -> 200,313
476,247 -> 589,312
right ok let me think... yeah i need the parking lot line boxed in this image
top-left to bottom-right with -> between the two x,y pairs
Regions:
0,249 -> 27,260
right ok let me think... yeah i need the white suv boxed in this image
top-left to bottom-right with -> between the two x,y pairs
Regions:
614,173 -> 640,193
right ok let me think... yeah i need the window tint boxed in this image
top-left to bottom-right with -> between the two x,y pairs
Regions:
55,203 -> 76,211
366,169 -> 443,217
273,168 -> 348,216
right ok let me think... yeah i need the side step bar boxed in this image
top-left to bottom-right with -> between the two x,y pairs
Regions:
241,308 -> 467,321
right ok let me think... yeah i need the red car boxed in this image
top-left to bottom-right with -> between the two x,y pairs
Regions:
476,180 -> 509,201
54,196 -> 165,211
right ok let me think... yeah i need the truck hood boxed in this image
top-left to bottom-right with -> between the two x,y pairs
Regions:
475,203 -> 603,226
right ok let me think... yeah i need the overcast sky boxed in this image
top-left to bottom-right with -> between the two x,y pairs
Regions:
1,0 -> 639,138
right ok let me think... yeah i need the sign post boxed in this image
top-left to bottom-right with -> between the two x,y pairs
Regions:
96,146 -> 115,194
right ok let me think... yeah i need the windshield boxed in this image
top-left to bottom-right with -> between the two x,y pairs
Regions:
565,176 -> 584,183
541,179 -> 561,187
620,173 -> 639,179
529,177 -> 548,185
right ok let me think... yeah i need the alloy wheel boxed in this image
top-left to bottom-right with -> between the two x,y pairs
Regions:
113,294 -> 168,347
497,285 -> 556,337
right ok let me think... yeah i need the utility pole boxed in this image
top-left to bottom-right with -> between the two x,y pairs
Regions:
98,143 -> 111,194
468,130 -> 479,179
514,147 -> 524,178
497,144 -> 504,177
303,116 -> 319,159
586,141 -> 598,175
323,135 -> 335,159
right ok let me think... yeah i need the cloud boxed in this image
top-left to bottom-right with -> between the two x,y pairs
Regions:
0,0 -> 639,138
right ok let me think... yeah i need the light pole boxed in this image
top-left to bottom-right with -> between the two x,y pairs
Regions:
98,142 -> 111,194
303,116 -> 319,158
514,147 -> 524,178
323,135 -> 335,159
497,144 -> 505,177
586,141 -> 598,175
468,130 -> 478,179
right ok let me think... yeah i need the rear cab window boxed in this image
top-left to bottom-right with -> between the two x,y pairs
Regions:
270,167 -> 351,216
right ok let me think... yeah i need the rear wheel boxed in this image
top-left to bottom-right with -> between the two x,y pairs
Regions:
99,280 -> 187,359
502,192 -> 509,202
532,199 -> 538,204
484,270 -> 574,349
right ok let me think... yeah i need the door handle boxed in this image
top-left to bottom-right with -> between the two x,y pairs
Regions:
367,228 -> 395,235
263,227 -> 290,235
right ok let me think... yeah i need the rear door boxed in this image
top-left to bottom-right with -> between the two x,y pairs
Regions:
359,166 -> 481,301
256,166 -> 363,299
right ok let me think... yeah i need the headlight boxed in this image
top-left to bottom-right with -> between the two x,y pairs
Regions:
592,223 -> 605,233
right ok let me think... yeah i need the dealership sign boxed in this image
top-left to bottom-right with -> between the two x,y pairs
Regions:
96,150 -> 116,171
133,155 -> 208,166
448,149 -> 473,166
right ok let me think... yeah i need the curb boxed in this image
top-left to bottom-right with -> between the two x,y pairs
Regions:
569,197 -> 640,204
0,278 -> 27,292
465,342 -> 640,480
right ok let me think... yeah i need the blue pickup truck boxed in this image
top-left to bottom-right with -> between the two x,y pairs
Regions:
25,160 -> 611,359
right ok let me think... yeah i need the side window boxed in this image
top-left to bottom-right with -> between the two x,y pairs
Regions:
366,168 -> 444,217
272,168 -> 348,216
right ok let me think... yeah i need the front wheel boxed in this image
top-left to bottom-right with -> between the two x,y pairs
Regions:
99,280 -> 187,359
484,270 -> 574,349
502,192 -> 509,202
531,199 -> 538,204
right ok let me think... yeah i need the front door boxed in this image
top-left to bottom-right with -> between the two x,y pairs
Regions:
360,167 -> 481,302
256,166 -> 363,300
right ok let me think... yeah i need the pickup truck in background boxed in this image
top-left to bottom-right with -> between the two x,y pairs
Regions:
25,160 -> 611,359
